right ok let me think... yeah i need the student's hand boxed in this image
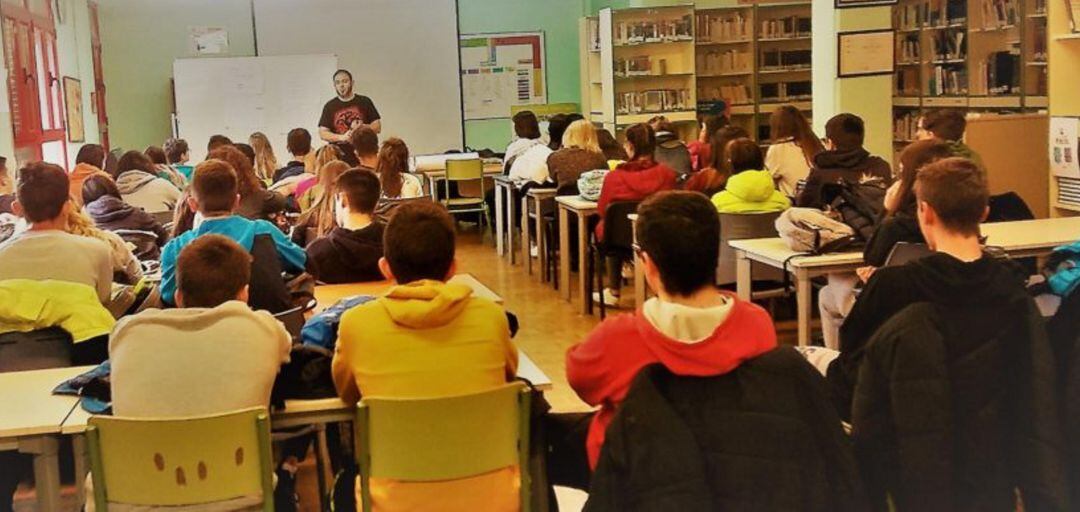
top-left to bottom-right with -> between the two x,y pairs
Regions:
350,120 -> 363,130
883,181 -> 901,213
856,266 -> 877,283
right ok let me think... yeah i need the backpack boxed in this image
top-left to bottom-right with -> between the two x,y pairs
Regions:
578,170 -> 608,201
822,179 -> 888,241
301,295 -> 376,350
775,208 -> 858,254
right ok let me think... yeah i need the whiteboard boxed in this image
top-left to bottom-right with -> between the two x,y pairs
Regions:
252,0 -> 464,154
460,32 -> 547,121
173,54 -> 338,162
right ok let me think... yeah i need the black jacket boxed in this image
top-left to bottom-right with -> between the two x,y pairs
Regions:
304,224 -> 384,284
586,350 -> 868,512
84,196 -> 169,246
1049,289 -> 1080,504
852,301 -> 1066,512
797,148 -> 892,209
827,252 -> 1029,419
272,161 -> 307,184
863,213 -> 923,267
654,131 -> 692,178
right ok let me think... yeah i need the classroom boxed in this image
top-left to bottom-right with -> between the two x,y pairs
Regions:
0,0 -> 1079,510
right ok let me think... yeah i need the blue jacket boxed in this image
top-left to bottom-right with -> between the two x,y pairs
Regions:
160,215 -> 306,304
1048,240 -> 1080,298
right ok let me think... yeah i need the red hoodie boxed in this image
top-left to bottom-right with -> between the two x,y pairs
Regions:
595,159 -> 678,240
566,293 -> 777,469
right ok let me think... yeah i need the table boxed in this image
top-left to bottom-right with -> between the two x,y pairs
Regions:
0,365 -> 91,512
422,163 -> 503,202
493,175 -> 521,262
556,196 -> 599,313
312,273 -> 503,313
522,188 -> 557,279
732,216 -> 1080,347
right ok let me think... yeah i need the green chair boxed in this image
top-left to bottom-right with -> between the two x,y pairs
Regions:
355,382 -> 532,512
86,407 -> 275,511
442,159 -> 491,230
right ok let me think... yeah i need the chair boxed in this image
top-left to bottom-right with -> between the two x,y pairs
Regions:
86,407 -> 275,511
716,211 -> 785,287
354,383 -> 532,512
151,211 -> 174,226
248,234 -> 293,314
112,229 -> 162,261
0,327 -> 73,372
441,159 -> 491,230
374,195 -> 432,224
587,201 -> 639,319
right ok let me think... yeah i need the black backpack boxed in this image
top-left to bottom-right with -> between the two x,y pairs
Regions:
822,179 -> 888,242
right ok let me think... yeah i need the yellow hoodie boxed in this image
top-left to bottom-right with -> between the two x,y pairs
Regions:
331,279 -> 520,512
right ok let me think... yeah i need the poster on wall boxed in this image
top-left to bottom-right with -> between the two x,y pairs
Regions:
460,32 -> 547,120
63,77 -> 84,143
1050,117 -> 1080,179
189,27 -> 229,56
838,30 -> 895,77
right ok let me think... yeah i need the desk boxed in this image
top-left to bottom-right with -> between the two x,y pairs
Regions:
422,164 -> 503,202
0,366 -> 91,512
493,175 -> 521,261
522,188 -> 557,279
556,196 -> 599,313
732,216 -> 1080,347
313,273 -> 503,313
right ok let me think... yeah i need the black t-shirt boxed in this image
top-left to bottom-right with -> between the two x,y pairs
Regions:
318,95 -> 380,135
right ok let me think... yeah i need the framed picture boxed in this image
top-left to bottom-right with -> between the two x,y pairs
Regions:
63,77 -> 84,143
837,29 -> 895,78
836,0 -> 898,8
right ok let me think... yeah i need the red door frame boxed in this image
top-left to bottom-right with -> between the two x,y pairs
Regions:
88,1 -> 106,150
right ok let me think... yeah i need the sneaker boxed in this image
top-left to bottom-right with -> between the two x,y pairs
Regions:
591,288 -> 621,308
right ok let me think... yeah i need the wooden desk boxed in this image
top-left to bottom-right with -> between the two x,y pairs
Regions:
313,273 -> 503,313
556,196 -> 599,313
493,175 -> 521,262
422,164 -> 503,202
522,188 -> 558,279
0,365 -> 91,512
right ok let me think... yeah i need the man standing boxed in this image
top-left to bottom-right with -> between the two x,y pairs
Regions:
319,69 -> 381,144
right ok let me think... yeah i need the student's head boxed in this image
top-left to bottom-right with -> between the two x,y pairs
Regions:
597,128 -> 628,160
379,201 -> 456,284
623,123 -> 656,161
824,113 -> 865,152
75,144 -> 106,169
234,143 -> 256,166
915,158 -> 989,246
334,168 -> 381,222
726,138 -> 765,174
918,109 -> 967,142
648,116 -> 676,134
769,105 -> 824,162
300,159 -> 351,239
80,174 -> 122,205
249,132 -> 273,154
635,191 -> 720,297
13,162 -> 70,225
248,132 -> 278,180
287,128 -> 312,157
376,137 -> 410,198
208,145 -> 261,198
562,120 -> 601,154
175,234 -> 252,308
706,125 -> 750,172
889,138 -> 953,216
187,159 -> 239,215
547,114 -> 570,151
314,143 -> 343,170
350,126 -> 379,164
164,138 -> 190,165
698,113 -> 729,144
512,110 -> 541,140
144,146 -> 167,166
116,150 -> 156,178
333,69 -> 354,98
207,135 -> 233,153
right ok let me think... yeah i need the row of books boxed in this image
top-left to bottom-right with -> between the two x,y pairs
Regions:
761,49 -> 811,70
894,0 -> 968,30
895,68 -> 921,95
928,64 -> 969,95
760,81 -> 812,102
759,16 -> 812,39
974,0 -> 1019,29
930,30 -> 967,60
695,13 -> 752,43
613,16 -> 695,46
898,35 -> 921,63
894,111 -> 920,142
614,56 -> 691,77
698,84 -> 752,105
697,50 -> 752,76
971,50 -> 1020,95
616,89 -> 693,115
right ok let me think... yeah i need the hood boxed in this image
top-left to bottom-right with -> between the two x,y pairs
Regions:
115,171 -> 158,194
71,163 -> 104,180
724,170 -> 778,201
655,131 -> 683,148
614,159 -> 676,195
948,141 -> 977,159
85,195 -> 139,224
903,253 -> 1027,306
812,147 -> 871,170
378,279 -> 474,329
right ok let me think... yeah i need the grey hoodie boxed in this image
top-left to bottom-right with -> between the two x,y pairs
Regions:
115,171 -> 180,215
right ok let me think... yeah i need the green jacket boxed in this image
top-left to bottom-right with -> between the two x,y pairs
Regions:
711,170 -> 791,214
947,141 -> 985,170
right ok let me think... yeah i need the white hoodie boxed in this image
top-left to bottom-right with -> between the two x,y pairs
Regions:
115,170 -> 180,214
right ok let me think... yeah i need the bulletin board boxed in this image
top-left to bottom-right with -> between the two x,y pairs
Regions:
460,32 -> 547,121
837,29 -> 895,78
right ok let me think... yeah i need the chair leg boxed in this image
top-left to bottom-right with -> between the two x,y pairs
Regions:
597,249 -> 607,320
585,243 -> 594,315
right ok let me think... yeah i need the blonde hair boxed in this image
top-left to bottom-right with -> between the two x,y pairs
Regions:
313,144 -> 343,171
248,132 -> 279,181
297,160 -> 350,239
561,120 -> 601,154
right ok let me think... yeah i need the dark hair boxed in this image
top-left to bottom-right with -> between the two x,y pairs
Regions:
383,201 -> 455,283
547,114 -> 570,151
15,162 -> 69,222
191,159 -> 239,214
208,145 -> 262,200
698,126 -> 750,191
769,105 -> 824,163
700,113 -> 728,142
915,157 -> 988,236
636,191 -> 720,296
76,144 -> 106,167
207,135 -> 233,152
624,123 -> 656,161
176,234 -> 252,308
597,128 -> 628,160
116,150 -> 157,178
890,138 -> 953,217
234,143 -> 256,166
376,137 -> 410,199
333,69 -> 353,81
336,168 -> 381,214
287,128 -> 312,156
144,146 -> 167,165
726,138 -> 765,173
921,109 -> 967,142
512,110 -> 541,140
81,174 -> 122,205
350,126 -> 380,159
164,138 -> 189,164
648,115 -> 676,134
824,113 -> 865,152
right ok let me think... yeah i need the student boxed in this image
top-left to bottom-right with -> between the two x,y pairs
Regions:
331,201 -> 518,509
273,128 -> 313,184
159,159 -> 305,306
710,138 -> 790,213
376,137 -> 423,200
555,191 -> 777,488
916,108 -> 985,169
796,113 -> 892,209
235,143 -> 257,167
649,116 -> 693,177
0,157 -> 11,214
145,145 -> 186,189
249,132 -> 279,182
687,112 -> 727,172
82,174 -> 169,249
70,143 -> 109,206
597,128 -> 629,163
683,125 -> 749,196
503,110 -> 543,170
509,114 -> 569,185
63,203 -> 143,286
114,150 -> 181,214
765,106 -> 825,197
350,125 -> 380,170
164,137 -> 194,181
305,169 -> 384,284
209,145 -> 289,223
547,119 -> 608,194
207,134 -> 233,152
594,123 -> 678,306
0,162 -> 112,303
292,160 -> 349,247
